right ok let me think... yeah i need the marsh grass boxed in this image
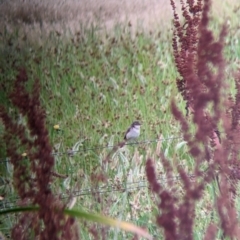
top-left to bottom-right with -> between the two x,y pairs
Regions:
0,23 -> 180,239
0,0 -> 240,239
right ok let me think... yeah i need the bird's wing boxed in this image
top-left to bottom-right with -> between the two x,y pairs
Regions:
124,126 -> 131,140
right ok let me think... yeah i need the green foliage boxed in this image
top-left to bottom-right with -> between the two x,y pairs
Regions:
0,22 -> 180,239
0,1 -> 240,238
0,206 -> 152,239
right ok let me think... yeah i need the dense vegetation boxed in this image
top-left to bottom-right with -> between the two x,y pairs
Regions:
0,0 -> 240,239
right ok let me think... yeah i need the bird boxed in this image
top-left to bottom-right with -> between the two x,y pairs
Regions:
124,121 -> 141,141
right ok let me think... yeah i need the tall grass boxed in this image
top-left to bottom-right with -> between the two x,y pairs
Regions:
0,0 -> 240,239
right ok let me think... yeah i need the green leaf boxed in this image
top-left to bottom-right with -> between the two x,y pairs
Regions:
175,141 -> 187,150
0,206 -> 153,239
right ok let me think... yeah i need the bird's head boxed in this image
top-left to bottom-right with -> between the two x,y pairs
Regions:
132,121 -> 141,127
